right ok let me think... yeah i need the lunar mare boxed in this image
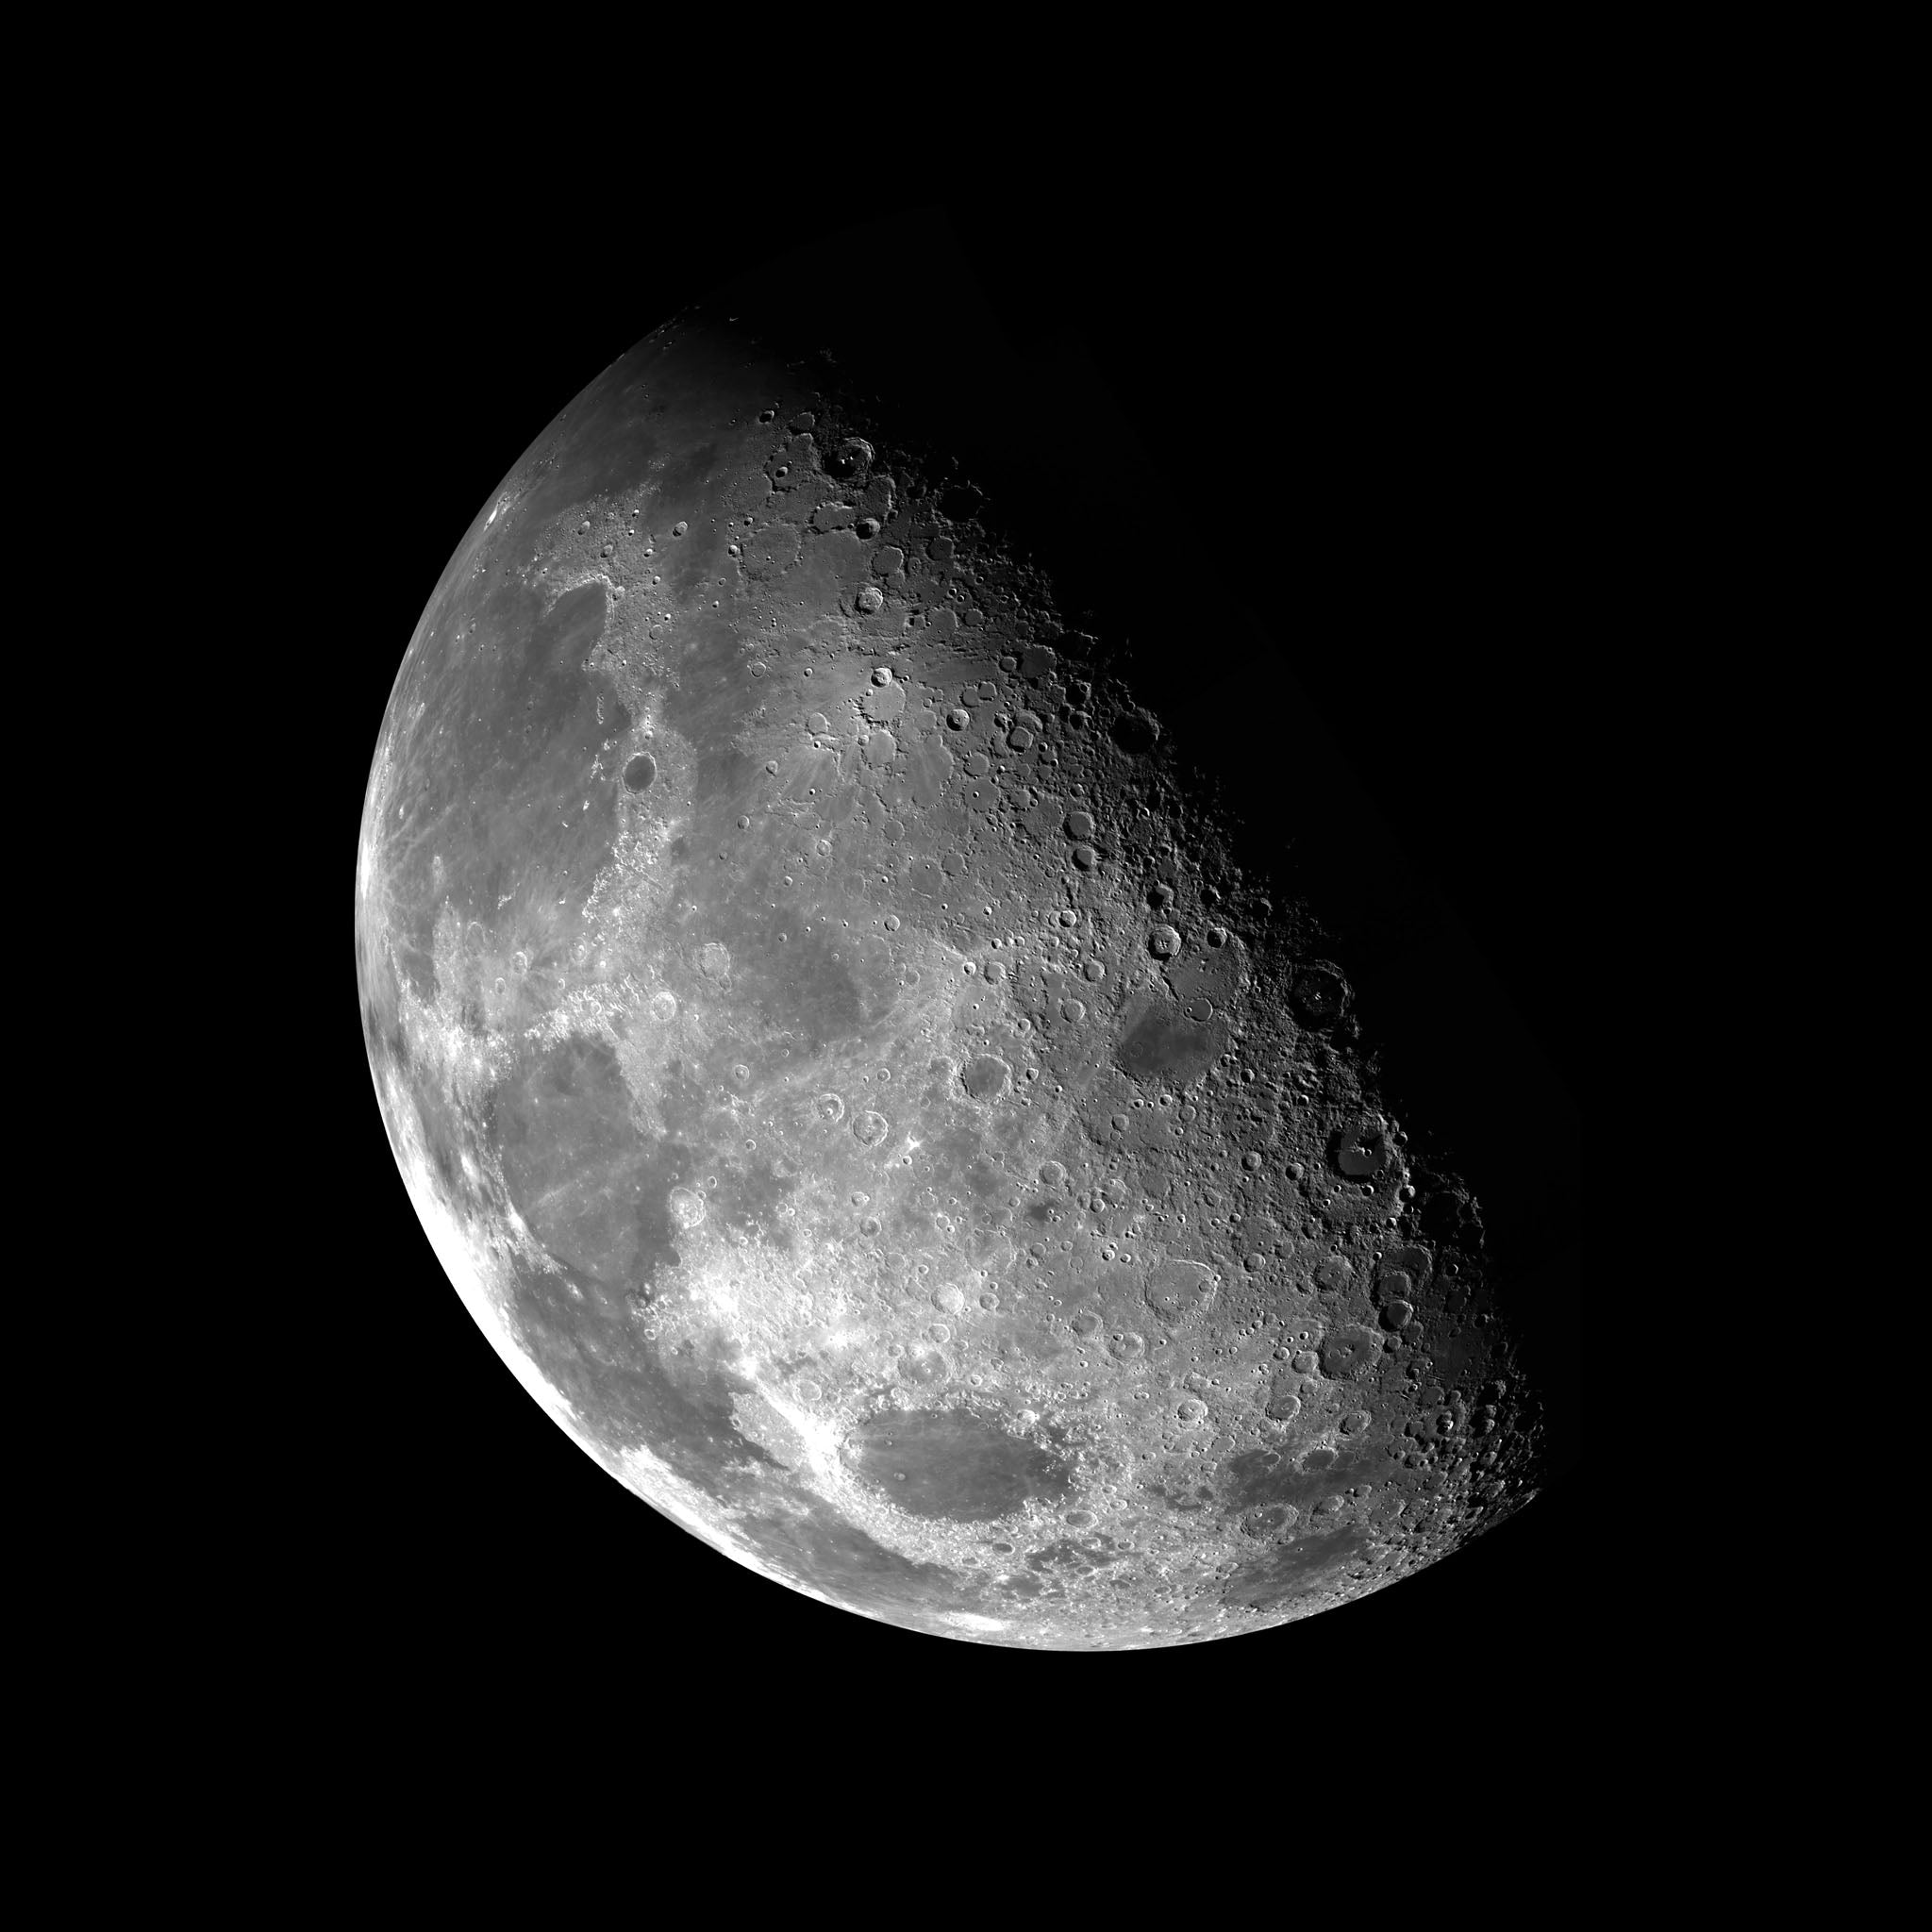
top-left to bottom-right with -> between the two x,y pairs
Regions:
356,311 -> 1543,1649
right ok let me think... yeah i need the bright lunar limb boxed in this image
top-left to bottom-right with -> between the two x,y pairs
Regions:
356,308 -> 1545,1650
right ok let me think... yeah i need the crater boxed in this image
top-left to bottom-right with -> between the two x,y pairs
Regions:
1143,1257 -> 1214,1324
1114,993 -> 1224,1086
959,1055 -> 1011,1102
1289,962 -> 1348,1028
840,1408 -> 1073,1521
1318,1325 -> 1378,1380
1223,1527 -> 1373,1612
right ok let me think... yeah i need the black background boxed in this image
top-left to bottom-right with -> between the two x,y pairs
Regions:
312,195 -> 1584,1701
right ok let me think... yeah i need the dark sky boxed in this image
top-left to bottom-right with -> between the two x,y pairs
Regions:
308,191 -> 1585,1692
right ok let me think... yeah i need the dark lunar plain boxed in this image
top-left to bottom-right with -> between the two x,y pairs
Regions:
316,193 -> 1582,1683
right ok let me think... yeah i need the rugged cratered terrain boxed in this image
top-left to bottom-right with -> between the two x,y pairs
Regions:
355,308 -> 1544,1650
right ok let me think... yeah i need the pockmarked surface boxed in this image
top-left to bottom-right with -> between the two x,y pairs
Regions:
356,315 -> 1541,1649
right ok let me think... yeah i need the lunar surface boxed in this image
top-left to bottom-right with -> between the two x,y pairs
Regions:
355,308 -> 1544,1649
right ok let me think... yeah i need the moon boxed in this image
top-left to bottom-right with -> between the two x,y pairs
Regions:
355,302 -> 1546,1650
